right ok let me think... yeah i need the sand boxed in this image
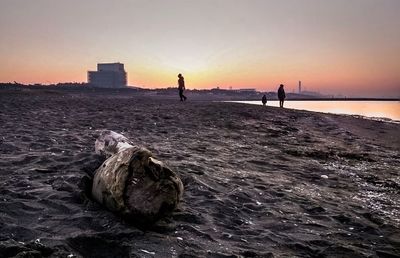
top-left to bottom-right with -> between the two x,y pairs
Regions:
0,88 -> 399,257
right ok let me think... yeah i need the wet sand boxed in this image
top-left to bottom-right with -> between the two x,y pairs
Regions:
0,88 -> 399,257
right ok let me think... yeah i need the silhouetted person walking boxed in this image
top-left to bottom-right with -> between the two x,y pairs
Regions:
278,84 -> 286,108
262,94 -> 267,106
178,74 -> 187,101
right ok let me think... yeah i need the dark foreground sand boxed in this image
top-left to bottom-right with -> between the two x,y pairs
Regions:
0,88 -> 399,258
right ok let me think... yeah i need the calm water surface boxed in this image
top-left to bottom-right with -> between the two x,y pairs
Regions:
230,100 -> 400,121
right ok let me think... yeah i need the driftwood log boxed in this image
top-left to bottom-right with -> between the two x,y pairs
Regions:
92,130 -> 184,223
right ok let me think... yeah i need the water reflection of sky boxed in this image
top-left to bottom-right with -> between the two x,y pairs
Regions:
230,101 -> 400,121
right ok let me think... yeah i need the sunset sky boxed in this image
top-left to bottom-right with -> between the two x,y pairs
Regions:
0,0 -> 399,96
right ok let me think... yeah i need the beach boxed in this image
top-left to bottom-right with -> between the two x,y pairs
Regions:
0,88 -> 399,257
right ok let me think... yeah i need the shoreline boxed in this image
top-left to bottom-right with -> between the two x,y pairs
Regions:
1,84 -> 399,101
226,100 -> 400,123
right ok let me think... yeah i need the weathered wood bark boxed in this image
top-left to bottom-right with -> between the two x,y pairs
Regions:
92,130 -> 184,223
95,130 -> 133,158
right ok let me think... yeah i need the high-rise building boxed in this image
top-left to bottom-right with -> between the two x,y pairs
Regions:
88,63 -> 127,88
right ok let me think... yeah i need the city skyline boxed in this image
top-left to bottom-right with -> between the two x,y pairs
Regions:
1,0 -> 399,97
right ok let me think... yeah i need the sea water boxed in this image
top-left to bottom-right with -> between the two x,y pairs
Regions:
230,100 -> 400,122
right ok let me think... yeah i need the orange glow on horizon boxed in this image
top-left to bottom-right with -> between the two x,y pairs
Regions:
1,62 -> 399,95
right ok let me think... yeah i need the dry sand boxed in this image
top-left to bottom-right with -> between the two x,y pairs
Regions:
0,88 -> 399,257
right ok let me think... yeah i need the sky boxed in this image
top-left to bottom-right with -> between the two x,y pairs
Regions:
0,0 -> 399,96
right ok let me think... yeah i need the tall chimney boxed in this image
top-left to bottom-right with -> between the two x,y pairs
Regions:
299,81 -> 302,93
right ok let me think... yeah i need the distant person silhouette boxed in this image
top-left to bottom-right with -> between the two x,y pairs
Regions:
262,94 -> 267,106
278,84 -> 286,108
178,74 -> 187,101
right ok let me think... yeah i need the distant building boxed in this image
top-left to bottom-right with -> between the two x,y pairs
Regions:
88,63 -> 127,88
236,88 -> 257,93
301,90 -> 322,97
